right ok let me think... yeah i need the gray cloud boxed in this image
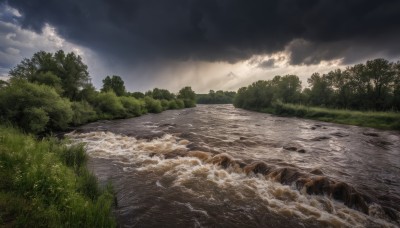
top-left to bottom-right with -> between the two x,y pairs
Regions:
6,0 -> 400,66
258,59 -> 276,69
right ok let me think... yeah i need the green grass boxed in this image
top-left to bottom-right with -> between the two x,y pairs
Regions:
0,125 -> 116,227
259,102 -> 400,130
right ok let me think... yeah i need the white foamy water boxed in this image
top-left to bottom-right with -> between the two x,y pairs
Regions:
67,130 -> 397,228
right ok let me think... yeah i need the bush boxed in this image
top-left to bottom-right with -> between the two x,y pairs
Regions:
160,99 -> 169,110
168,100 -> 178,109
71,101 -> 97,126
0,80 -> 73,133
176,99 -> 185,109
119,96 -> 142,116
0,126 -> 116,227
183,99 -> 196,108
143,96 -> 162,113
92,91 -> 126,118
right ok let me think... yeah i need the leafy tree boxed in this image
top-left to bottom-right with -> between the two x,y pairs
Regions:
307,73 -> 333,106
234,80 -> 275,109
101,75 -> 126,96
178,86 -> 196,108
151,88 -> 175,100
365,58 -> 395,110
128,91 -> 145,99
197,90 -> 236,104
9,50 -> 90,100
271,75 -> 302,103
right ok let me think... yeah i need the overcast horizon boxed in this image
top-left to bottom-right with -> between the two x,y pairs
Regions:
1,0 -> 400,93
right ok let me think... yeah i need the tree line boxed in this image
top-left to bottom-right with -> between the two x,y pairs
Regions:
234,58 -> 400,111
196,90 -> 236,104
0,50 -> 196,134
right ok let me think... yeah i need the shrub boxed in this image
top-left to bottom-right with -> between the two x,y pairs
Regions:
176,99 -> 185,109
168,100 -> 178,109
0,80 -> 73,133
71,101 -> 97,126
92,91 -> 125,118
160,99 -> 169,110
119,96 -> 142,116
0,125 -> 116,227
183,99 -> 196,108
143,96 -> 162,113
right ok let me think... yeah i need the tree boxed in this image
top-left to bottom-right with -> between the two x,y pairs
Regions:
365,58 -> 395,110
326,69 -> 352,108
307,73 -> 333,106
151,88 -> 175,100
177,86 -> 196,108
128,91 -> 145,99
101,75 -> 126,96
178,86 -> 196,100
9,50 -> 90,100
272,75 -> 302,103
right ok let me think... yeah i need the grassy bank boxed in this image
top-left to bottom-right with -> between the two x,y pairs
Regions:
0,125 -> 116,227
259,102 -> 400,130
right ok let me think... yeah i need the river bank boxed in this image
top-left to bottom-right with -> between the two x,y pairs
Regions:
255,102 -> 400,131
0,125 -> 116,227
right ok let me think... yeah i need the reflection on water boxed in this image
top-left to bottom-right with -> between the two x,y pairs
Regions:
67,104 -> 400,227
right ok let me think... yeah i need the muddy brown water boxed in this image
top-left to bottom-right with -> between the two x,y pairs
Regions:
67,104 -> 400,227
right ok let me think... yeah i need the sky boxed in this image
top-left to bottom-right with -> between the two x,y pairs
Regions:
1,0 -> 400,93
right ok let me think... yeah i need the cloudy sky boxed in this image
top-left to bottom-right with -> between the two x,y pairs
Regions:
1,0 -> 400,93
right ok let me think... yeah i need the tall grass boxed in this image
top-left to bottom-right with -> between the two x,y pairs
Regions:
260,102 -> 400,130
0,125 -> 116,227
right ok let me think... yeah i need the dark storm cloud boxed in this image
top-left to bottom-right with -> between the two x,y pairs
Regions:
7,0 -> 400,65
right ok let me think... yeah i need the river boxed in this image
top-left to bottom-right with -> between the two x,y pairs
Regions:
67,104 -> 400,227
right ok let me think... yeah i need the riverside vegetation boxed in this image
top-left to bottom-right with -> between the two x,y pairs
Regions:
0,50 -> 197,226
234,58 -> 400,130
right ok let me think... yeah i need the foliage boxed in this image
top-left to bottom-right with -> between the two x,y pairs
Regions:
9,50 -> 90,100
268,102 -> 400,130
128,91 -> 145,99
119,96 -> 143,116
235,59 -> 400,112
71,101 -> 97,126
160,99 -> 169,111
101,75 -> 126,96
234,80 -> 274,109
148,88 -> 175,100
197,90 -> 236,104
92,91 -> 126,118
178,86 -> 196,108
175,99 -> 185,109
0,79 -> 9,89
0,80 -> 73,133
143,96 -> 163,113
178,86 -> 196,100
0,125 -> 116,227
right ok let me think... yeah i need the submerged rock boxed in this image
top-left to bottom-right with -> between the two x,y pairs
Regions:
363,132 -> 380,137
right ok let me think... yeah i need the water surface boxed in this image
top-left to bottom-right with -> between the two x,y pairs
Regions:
67,104 -> 400,227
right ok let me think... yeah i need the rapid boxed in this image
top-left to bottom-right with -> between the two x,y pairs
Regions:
66,105 -> 400,227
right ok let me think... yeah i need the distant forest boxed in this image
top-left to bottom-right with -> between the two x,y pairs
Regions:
234,58 -> 400,111
197,90 -> 236,104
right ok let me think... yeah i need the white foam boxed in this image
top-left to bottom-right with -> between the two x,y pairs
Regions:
67,131 -> 397,228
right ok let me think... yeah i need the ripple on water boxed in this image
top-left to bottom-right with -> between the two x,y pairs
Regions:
67,131 -> 399,227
